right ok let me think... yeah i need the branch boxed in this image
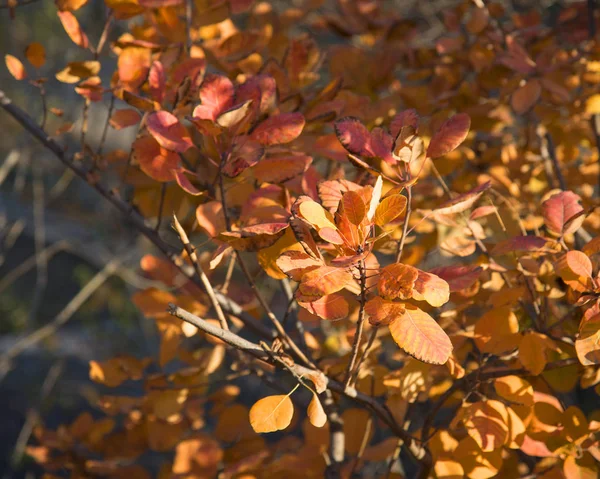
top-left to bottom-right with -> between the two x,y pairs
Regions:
343,259 -> 366,388
167,303 -> 432,471
172,214 -> 229,331
0,89 -> 274,341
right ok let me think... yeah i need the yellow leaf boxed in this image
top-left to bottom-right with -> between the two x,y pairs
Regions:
249,395 -> 294,433
586,94 -> 600,115
435,459 -> 464,479
5,54 -> 26,80
307,393 -> 327,428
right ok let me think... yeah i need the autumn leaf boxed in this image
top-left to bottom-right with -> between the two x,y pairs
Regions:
193,74 -> 235,122
251,112 -> 305,146
429,265 -> 482,292
25,43 -> 46,68
365,297 -> 406,326
132,136 -> 181,182
5,54 -> 27,80
307,393 -> 327,428
341,190 -> 366,225
411,269 -> 450,307
374,194 -> 407,227
109,109 -> 141,130
249,395 -> 294,433
518,332 -> 548,375
377,263 -> 419,300
297,265 -> 353,299
426,113 -> 471,159
575,313 -> 600,366
253,155 -> 312,184
297,293 -> 349,321
57,11 -> 89,48
389,304 -> 453,364
146,111 -> 193,153
511,79 -> 542,115
541,190 -> 584,236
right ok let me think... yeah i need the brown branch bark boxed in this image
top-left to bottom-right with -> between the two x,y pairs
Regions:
168,303 -> 431,473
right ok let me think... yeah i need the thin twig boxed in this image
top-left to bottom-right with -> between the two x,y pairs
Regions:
396,186 -> 412,262
344,259 -> 367,389
172,214 -> 229,331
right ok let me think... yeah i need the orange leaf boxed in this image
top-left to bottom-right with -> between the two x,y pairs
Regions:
57,11 -> 89,48
374,194 -> 406,227
55,0 -> 89,10
518,332 -> 548,375
298,266 -> 353,299
575,313 -> 600,366
132,136 -> 181,182
253,154 -> 312,184
276,250 -> 322,281
297,293 -> 349,321
109,109 -> 141,130
146,111 -> 193,152
555,251 -> 593,282
511,79 -> 542,115
25,42 -> 45,68
341,190 -> 366,225
365,297 -> 406,326
307,393 -> 327,428
249,395 -> 294,433
412,269 -> 450,307
193,74 -> 235,122
426,113 -> 471,159
377,263 -> 419,300
251,112 -> 305,146
494,376 -> 534,407
5,54 -> 26,80
389,304 -> 453,364
464,400 -> 509,452
474,306 -> 520,355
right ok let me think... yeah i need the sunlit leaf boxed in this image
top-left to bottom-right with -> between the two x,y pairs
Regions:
378,263 -> 419,300
307,393 -> 327,428
541,190 -> 584,236
389,304 -> 452,364
249,395 -> 294,433
57,11 -> 89,48
5,54 -> 26,80
374,194 -> 407,227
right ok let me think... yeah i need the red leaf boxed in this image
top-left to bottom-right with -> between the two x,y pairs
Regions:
138,0 -> 183,6
146,111 -> 193,152
541,191 -> 584,236
390,109 -> 419,138
491,235 -> 548,256
389,305 -> 453,364
251,112 -> 305,146
429,265 -> 482,292
193,74 -> 235,122
334,117 -> 373,157
426,113 -> 471,159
